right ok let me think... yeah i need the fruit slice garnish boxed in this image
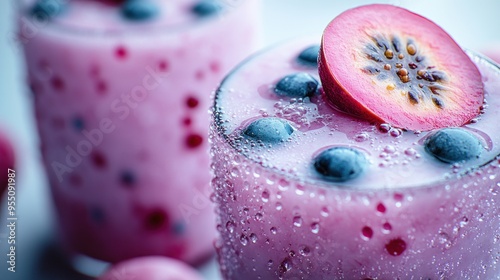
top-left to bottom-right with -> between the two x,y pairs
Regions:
318,4 -> 484,131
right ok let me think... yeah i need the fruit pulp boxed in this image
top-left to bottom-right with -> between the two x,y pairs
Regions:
211,39 -> 500,279
19,0 -> 260,264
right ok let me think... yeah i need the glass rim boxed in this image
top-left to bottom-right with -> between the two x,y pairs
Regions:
211,46 -> 500,193
17,0 -> 239,37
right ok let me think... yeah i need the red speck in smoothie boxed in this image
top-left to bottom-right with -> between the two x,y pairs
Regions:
69,173 -> 83,187
361,226 -> 374,240
385,238 -> 407,256
158,60 -> 169,72
51,76 -> 65,91
186,96 -> 199,108
115,46 -> 128,60
91,151 -> 107,168
394,193 -> 404,201
96,80 -> 107,94
186,134 -> 203,148
210,61 -> 220,73
183,117 -> 192,127
145,209 -> 169,230
195,70 -> 205,81
376,203 -> 386,213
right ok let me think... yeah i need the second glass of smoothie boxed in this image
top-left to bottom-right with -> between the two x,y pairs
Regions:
19,0 -> 261,266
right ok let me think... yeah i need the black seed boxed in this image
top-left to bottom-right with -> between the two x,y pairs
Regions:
313,147 -> 367,183
392,37 -> 401,52
415,55 -> 425,62
297,45 -> 320,66
408,63 -> 418,69
31,0 -> 65,20
191,0 -> 221,17
243,118 -> 294,144
432,96 -> 444,108
274,73 -> 319,98
374,37 -> 389,50
408,91 -> 419,104
366,44 -> 378,53
431,71 -> 447,81
422,72 -> 436,82
429,85 -> 444,95
367,52 -> 383,62
363,66 -> 381,75
122,0 -> 159,21
424,128 -> 483,163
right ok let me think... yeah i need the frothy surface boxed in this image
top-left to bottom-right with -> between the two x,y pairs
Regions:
215,39 -> 500,189
22,0 -> 225,32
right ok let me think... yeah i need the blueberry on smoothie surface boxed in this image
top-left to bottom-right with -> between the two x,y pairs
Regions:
31,0 -> 66,20
243,117 -> 294,143
191,0 -> 221,17
313,147 -> 368,183
424,128 -> 484,163
274,73 -> 319,98
297,45 -> 320,66
122,0 -> 159,21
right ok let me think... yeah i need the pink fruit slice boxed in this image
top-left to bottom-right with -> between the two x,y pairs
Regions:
318,4 -> 484,131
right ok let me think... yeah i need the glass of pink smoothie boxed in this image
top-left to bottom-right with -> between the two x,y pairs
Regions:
18,0 -> 260,267
210,36 -> 500,280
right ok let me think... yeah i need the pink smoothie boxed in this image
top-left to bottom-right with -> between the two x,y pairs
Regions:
211,38 -> 500,279
19,0 -> 260,264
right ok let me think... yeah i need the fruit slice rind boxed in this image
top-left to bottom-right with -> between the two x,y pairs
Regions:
319,4 -> 484,131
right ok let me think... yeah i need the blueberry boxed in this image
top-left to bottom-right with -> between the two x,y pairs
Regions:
120,170 -> 136,187
274,73 -> 319,98
243,118 -> 294,143
424,128 -> 483,163
313,147 -> 367,182
191,0 -> 221,17
72,117 -> 84,131
297,45 -> 320,66
31,0 -> 65,20
122,0 -> 159,21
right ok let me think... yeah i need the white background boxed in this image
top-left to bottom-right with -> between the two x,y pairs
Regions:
1,1 -> 499,279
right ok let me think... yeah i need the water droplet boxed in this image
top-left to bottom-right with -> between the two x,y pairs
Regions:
384,145 -> 396,154
278,258 -> 293,275
240,234 -> 249,246
276,202 -> 283,211
382,222 -> 392,233
355,132 -> 369,142
278,179 -> 290,191
295,184 -> 305,195
299,245 -> 311,256
270,227 -> 277,235
226,221 -> 235,233
390,128 -> 402,137
310,222 -> 320,234
293,216 -> 303,227
320,206 -> 330,217
361,226 -> 373,240
262,190 -> 270,202
267,260 -> 274,266
249,233 -> 258,243
255,213 -> 263,221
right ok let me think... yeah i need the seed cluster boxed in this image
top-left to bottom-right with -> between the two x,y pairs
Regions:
363,35 -> 449,109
